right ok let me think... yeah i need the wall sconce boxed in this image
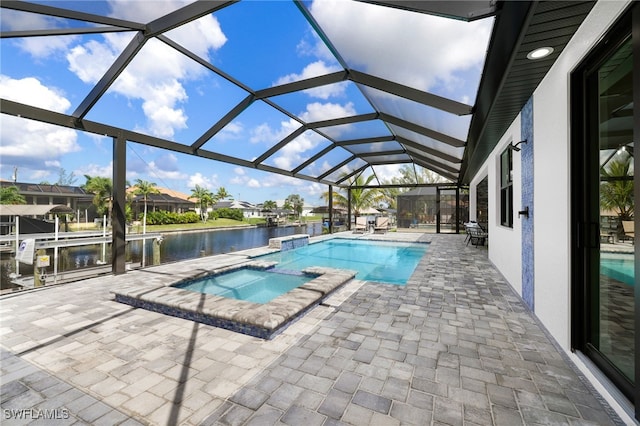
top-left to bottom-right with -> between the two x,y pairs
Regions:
518,206 -> 530,218
509,139 -> 528,152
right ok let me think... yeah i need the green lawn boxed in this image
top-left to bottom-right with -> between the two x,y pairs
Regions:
130,218 -> 254,233
68,216 -> 323,233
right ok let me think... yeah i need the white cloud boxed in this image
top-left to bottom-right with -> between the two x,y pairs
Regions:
76,162 -> 113,178
296,29 -> 335,63
275,60 -> 346,99
20,35 -> 79,59
256,174 -> 326,203
29,169 -> 51,181
217,121 -> 244,141
248,101 -> 354,171
1,10 -> 78,58
44,160 -> 62,168
304,182 -> 326,197
67,39 -> 122,84
272,130 -> 323,171
230,167 -> 250,185
320,160 -> 332,173
64,0 -> 228,139
300,101 -> 355,123
309,1 -> 492,97
188,172 -> 218,189
1,9 -> 57,31
0,115 -> 79,159
247,179 -> 261,188
164,9 -> 227,57
250,118 -> 301,145
147,161 -> 188,181
0,76 -> 80,166
152,153 -> 180,171
260,174 -> 305,190
229,167 -> 261,188
372,164 -> 403,181
0,75 -> 71,112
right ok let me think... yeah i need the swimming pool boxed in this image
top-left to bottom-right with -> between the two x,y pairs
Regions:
601,253 -> 634,286
257,238 -> 429,285
173,268 -> 313,304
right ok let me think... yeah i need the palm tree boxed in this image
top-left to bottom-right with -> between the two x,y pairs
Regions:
284,194 -> 304,219
216,186 -> 231,201
601,157 -> 634,220
322,174 -> 381,219
378,165 -> 450,208
262,200 -> 277,211
0,186 -> 26,204
82,175 -> 113,221
133,179 -> 160,230
189,185 -> 214,222
379,187 -> 400,209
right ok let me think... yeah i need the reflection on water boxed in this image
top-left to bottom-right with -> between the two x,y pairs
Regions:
0,223 -> 323,291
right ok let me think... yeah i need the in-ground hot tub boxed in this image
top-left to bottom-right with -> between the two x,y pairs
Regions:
111,260 -> 355,339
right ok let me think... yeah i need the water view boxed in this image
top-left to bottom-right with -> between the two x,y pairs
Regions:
0,223 -> 323,291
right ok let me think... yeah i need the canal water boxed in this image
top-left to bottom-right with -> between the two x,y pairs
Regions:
130,223 -> 323,263
0,223 -> 324,291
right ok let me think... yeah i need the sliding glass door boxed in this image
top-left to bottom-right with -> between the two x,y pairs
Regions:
572,4 -> 638,419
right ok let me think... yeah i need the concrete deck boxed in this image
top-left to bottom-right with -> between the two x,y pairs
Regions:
0,233 -> 624,425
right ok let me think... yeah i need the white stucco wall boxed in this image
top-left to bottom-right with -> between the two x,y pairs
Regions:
493,122 -> 523,294
471,118 -> 523,294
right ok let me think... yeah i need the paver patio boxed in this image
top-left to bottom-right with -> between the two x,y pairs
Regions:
0,233 -> 624,425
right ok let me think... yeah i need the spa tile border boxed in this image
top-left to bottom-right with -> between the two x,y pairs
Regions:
110,260 -> 356,339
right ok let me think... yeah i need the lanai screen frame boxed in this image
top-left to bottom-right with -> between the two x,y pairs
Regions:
2,1 -> 593,276
1,0 -> 499,274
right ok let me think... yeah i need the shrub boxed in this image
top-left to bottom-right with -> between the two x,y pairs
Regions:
181,211 -> 200,224
145,210 -> 200,225
214,208 -> 244,221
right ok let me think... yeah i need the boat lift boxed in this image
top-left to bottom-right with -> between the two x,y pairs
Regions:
1,216 -> 162,288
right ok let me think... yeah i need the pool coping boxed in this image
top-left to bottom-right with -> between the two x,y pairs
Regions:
110,260 -> 356,339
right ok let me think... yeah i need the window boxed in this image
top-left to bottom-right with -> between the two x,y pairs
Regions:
500,147 -> 513,227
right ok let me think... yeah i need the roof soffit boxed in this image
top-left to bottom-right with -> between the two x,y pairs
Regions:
461,1 -> 596,183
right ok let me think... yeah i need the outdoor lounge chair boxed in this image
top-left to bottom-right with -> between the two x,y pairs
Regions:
622,220 -> 635,243
466,225 -> 488,247
374,217 -> 389,233
353,216 -> 367,233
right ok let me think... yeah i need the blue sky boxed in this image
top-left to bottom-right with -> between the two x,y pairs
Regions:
0,0 -> 493,205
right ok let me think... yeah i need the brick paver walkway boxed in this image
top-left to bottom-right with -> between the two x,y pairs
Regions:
1,233 -> 624,425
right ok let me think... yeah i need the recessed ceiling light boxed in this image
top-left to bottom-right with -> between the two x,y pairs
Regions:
527,47 -> 554,60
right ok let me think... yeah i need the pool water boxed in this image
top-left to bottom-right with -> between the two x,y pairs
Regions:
174,269 -> 312,304
259,239 -> 428,285
601,253 -> 634,286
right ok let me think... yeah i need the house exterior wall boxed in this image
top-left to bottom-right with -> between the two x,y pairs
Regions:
471,117 -> 523,295
470,1 -> 633,422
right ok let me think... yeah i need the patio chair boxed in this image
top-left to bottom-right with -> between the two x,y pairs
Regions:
353,216 -> 367,233
374,217 -> 389,234
622,220 -> 634,243
464,222 -> 479,245
467,225 -> 488,247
